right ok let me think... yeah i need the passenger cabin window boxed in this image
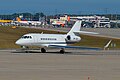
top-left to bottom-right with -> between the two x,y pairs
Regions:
21,36 -> 32,39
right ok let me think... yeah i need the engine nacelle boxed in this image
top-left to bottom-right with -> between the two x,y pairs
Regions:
65,35 -> 81,42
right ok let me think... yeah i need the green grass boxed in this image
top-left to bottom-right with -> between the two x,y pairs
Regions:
0,26 -> 120,49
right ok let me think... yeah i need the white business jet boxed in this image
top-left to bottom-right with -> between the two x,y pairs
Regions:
15,20 -> 99,53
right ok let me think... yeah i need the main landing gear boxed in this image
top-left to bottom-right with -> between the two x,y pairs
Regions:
41,48 -> 46,53
40,48 -> 65,54
60,48 -> 65,54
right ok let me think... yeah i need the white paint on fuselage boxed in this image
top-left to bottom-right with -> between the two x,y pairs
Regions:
16,33 -> 68,47
15,32 -> 82,47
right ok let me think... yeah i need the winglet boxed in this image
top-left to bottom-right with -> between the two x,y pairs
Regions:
104,40 -> 112,50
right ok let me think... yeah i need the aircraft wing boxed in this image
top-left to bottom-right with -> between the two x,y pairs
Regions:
49,45 -> 101,50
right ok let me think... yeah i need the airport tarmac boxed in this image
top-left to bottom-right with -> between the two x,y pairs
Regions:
0,49 -> 120,80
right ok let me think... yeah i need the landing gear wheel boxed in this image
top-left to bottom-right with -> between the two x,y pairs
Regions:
21,46 -> 29,50
41,48 -> 46,53
25,51 -> 29,53
60,48 -> 65,54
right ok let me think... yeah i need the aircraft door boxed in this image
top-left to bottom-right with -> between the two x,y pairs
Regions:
33,35 -> 38,43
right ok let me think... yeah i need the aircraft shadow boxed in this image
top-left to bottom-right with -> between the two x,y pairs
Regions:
11,51 -> 106,55
11,50 -> 118,55
11,51 -> 72,54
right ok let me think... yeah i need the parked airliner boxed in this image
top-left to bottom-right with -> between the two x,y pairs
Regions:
14,17 -> 41,26
15,20 -> 99,53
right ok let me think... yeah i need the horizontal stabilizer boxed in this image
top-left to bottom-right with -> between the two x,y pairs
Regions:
49,45 -> 101,50
74,31 -> 99,35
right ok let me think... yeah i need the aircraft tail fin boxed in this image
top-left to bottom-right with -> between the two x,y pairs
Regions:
67,20 -> 98,36
16,17 -> 21,22
67,20 -> 82,36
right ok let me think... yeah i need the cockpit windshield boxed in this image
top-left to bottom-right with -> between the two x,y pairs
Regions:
21,36 -> 32,39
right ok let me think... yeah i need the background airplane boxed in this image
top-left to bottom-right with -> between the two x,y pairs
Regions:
15,20 -> 100,53
14,17 -> 41,26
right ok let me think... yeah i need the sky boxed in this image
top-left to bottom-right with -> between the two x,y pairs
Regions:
0,0 -> 120,15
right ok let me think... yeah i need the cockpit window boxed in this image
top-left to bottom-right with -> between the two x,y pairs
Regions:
21,36 -> 32,39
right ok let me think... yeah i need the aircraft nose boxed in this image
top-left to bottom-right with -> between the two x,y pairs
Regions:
15,40 -> 21,45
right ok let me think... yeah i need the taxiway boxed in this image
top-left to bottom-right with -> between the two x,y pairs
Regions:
0,49 -> 120,80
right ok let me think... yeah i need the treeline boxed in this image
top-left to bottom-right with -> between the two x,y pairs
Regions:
0,12 -> 45,21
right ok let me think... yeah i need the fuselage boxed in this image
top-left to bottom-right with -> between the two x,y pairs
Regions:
14,21 -> 41,25
15,33 -> 81,47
